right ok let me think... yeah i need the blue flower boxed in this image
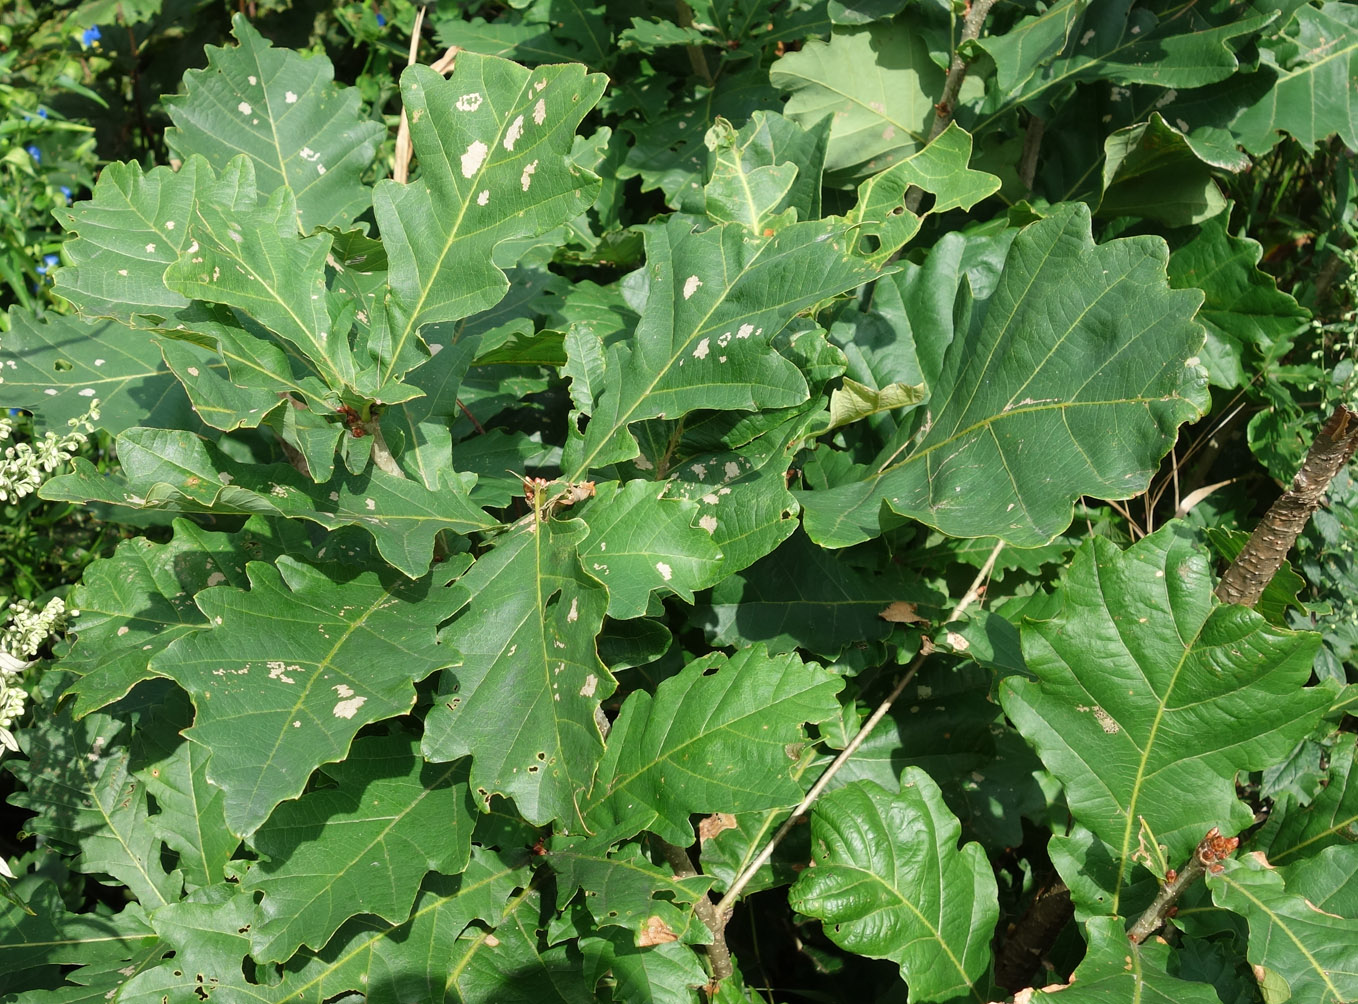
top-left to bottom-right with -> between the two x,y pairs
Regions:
376,11 -> 386,25
59,186 -> 72,203
26,145 -> 40,163
7,409 -> 18,417
37,107 -> 48,119
82,25 -> 101,45
43,254 -> 59,267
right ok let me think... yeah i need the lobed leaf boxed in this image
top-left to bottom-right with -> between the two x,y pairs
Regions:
163,15 -> 383,232
788,770 -> 998,1003
1000,524 -> 1331,911
149,558 -> 463,837
799,203 -> 1210,549
583,645 -> 842,846
423,516 -> 614,829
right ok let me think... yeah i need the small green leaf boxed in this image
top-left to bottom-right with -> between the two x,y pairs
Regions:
771,20 -> 944,184
584,645 -> 843,846
550,839 -> 713,945
576,479 -> 725,619
788,770 -> 997,1003
1209,848 -> 1358,1004
1099,114 -> 1226,227
1028,916 -> 1223,1002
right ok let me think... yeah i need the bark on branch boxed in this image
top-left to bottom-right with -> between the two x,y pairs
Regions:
1127,827 -> 1239,944
904,0 -> 997,215
1215,404 -> 1358,608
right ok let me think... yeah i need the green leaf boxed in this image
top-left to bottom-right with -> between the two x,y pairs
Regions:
39,427 -> 497,578
243,730 -> 476,963
787,770 -> 998,1003
580,930 -> 707,1004
1027,916 -> 1222,1003
1257,732 -> 1358,866
564,215 -> 880,477
7,710 -> 180,908
1167,215 -> 1309,389
619,69 -> 782,212
0,311 -> 193,437
163,15 -> 383,232
149,557 -> 463,837
134,697 -> 238,893
372,56 -> 606,373
1230,4 -> 1358,154
1000,524 -> 1331,911
695,529 -> 923,658
550,839 -> 714,945
0,883 -> 158,999
799,203 -> 1209,549
1208,848 -> 1358,1004
977,2 -> 1277,105
702,111 -> 830,233
423,516 -> 614,829
1099,114 -> 1227,227
771,19 -> 945,184
52,156 -> 256,334
584,645 -> 843,846
57,520 -> 253,717
575,479 -> 725,620
824,376 -> 926,435
164,191 -> 366,397
842,123 -> 1001,266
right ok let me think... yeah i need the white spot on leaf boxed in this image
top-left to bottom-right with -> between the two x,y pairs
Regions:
333,696 -> 366,719
699,514 -> 717,533
285,91 -> 298,103
456,92 -> 483,112
477,189 -> 490,206
683,275 -> 702,299
461,140 -> 489,178
520,159 -> 538,190
504,114 -> 525,150
580,674 -> 598,697
693,338 -> 710,360
567,597 -> 579,623
533,98 -> 547,125
656,562 -> 673,581
238,101 -> 252,115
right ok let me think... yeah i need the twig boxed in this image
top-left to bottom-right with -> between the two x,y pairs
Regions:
1017,112 -> 1044,192
904,0 -> 997,215
654,838 -> 733,987
391,7 -> 426,184
676,1 -> 714,86
1127,827 -> 1239,944
391,14 -> 461,184
1215,404 -> 1358,608
456,398 -> 484,435
714,540 -> 1005,915
993,881 -> 1072,992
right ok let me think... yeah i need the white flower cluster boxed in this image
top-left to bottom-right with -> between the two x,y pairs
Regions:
0,402 -> 100,503
0,594 -> 69,748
